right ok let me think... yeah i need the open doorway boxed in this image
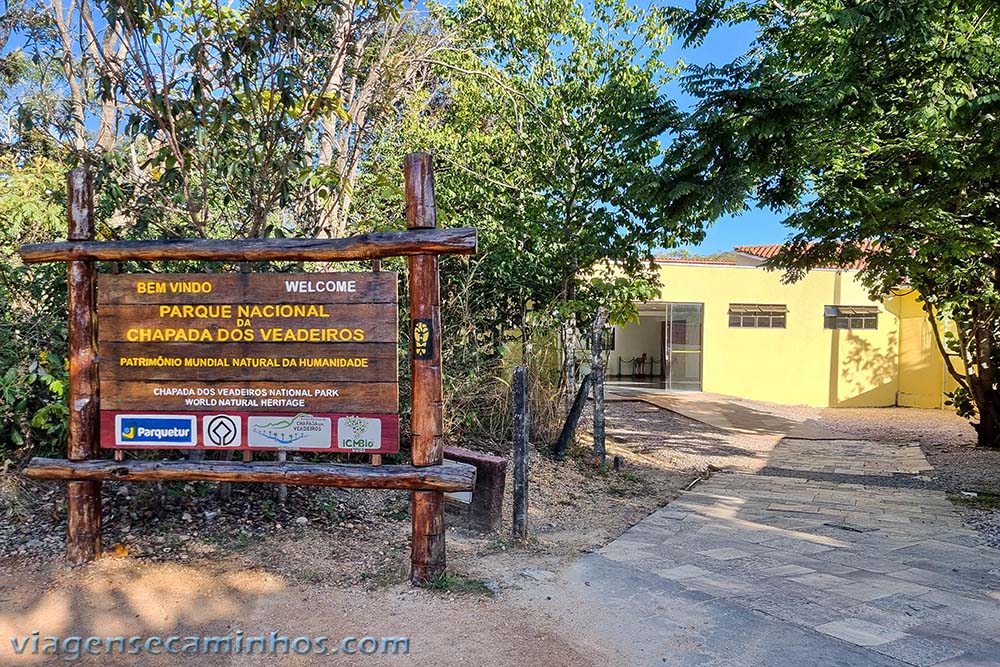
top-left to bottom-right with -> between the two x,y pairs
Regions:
608,308 -> 666,388
609,302 -> 703,391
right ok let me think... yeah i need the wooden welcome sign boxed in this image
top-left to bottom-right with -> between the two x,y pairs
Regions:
97,272 -> 399,452
19,154 -> 476,584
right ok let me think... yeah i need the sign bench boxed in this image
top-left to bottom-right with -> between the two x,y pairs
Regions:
18,153 -> 474,583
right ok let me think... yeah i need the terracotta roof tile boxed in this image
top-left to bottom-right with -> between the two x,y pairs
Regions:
734,243 -> 872,270
734,244 -> 784,260
654,257 -> 738,265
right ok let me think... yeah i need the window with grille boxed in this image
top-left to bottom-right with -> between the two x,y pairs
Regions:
728,304 -> 787,328
824,305 -> 878,330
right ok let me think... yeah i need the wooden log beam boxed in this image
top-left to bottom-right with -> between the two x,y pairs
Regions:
24,458 -> 477,492
19,228 -> 477,264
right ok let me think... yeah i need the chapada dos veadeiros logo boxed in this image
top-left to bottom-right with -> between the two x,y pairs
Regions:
247,413 -> 332,449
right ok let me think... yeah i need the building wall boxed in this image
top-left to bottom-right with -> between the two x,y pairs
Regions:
639,263 -> 902,407
894,292 -> 960,408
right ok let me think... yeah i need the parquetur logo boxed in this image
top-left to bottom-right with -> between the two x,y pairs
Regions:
115,415 -> 197,446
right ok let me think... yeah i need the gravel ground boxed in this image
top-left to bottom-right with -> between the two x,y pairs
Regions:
0,473 -> 417,582
957,504 -> 1000,550
584,400 -> 778,472
0,437 -> 694,589
815,407 -> 998,491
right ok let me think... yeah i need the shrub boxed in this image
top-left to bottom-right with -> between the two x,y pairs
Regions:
0,262 -> 69,460
0,156 -> 68,461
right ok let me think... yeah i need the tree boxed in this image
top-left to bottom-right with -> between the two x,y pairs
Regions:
0,0 -> 699,453
0,1 -> 122,159
362,0 -> 700,382
458,0 -> 683,398
93,0 -> 446,239
3,0 -> 451,240
664,0 -> 1000,447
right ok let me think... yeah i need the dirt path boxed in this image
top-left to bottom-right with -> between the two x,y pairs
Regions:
0,431 -> 693,666
0,557 -> 611,666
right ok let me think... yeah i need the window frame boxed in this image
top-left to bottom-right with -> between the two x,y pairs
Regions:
727,304 -> 788,329
823,305 -> 879,330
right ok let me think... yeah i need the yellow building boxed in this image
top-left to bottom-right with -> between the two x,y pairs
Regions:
610,246 -> 956,408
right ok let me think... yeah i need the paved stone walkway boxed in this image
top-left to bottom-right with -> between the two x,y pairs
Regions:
521,404 -> 1000,666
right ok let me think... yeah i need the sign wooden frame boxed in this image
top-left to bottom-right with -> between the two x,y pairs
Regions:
20,154 -> 475,583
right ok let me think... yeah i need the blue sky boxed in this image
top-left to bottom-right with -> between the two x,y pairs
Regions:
661,6 -> 794,254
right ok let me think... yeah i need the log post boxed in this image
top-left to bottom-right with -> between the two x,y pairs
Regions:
405,153 -> 446,584
66,169 -> 101,563
275,450 -> 288,504
371,258 -> 383,467
552,372 -> 592,461
512,365 -> 529,542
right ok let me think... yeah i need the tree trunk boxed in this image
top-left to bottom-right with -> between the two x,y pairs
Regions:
591,306 -> 608,467
562,317 -> 576,411
51,1 -> 87,152
972,387 -> 1000,449
922,303 -> 999,449
974,414 -> 1000,448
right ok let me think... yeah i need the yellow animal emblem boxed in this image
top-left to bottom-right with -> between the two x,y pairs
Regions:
414,321 -> 430,355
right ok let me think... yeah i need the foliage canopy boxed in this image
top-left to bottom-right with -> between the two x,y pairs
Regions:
665,0 -> 1000,446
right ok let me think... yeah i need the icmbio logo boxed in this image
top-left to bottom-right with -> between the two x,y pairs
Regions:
337,416 -> 382,451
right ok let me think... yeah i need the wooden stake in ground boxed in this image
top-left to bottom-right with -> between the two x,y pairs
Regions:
512,365 -> 529,542
276,450 -> 288,504
591,306 -> 609,468
405,153 -> 446,584
66,168 -> 101,563
552,372 -> 591,461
